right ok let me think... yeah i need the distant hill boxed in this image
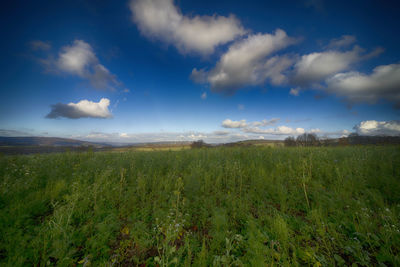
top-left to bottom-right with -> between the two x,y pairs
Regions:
0,137 -> 113,154
0,136 -> 108,147
0,137 -> 286,155
0,137 -> 197,154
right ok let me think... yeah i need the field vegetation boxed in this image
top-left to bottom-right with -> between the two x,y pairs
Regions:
0,146 -> 399,266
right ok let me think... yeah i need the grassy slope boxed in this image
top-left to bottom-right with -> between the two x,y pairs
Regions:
0,146 -> 399,266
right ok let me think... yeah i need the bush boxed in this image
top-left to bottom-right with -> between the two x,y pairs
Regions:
284,136 -> 296,147
191,140 -> 208,148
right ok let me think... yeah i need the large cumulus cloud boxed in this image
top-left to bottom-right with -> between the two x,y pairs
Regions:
191,29 -> 296,94
326,63 -> 400,106
130,0 -> 245,55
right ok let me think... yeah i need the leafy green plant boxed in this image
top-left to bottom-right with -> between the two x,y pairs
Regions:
0,146 -> 399,266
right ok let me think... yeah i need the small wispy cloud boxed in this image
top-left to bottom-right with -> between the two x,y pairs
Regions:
289,88 -> 300,96
326,35 -> 356,49
29,40 -> 51,51
222,119 -> 248,128
222,118 -> 280,128
243,125 -> 305,135
36,40 -> 120,91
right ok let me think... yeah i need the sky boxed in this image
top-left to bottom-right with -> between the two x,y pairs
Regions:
1,0 -> 400,143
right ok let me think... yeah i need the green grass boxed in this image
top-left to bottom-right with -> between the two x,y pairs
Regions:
0,146 -> 399,266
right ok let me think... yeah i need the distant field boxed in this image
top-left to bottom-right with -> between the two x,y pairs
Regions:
111,144 -> 192,152
1,146 -> 399,266
225,140 -> 284,148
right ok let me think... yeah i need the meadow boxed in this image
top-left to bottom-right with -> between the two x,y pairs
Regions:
0,146 -> 399,266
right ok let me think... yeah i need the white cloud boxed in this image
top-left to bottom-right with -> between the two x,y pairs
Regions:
129,0 -> 245,55
89,64 -> 118,90
57,40 -> 97,75
341,130 -> 350,137
327,35 -> 356,49
201,92 -> 207,100
222,117 -> 323,137
291,46 -> 381,86
193,29 -> 296,93
251,118 -> 280,127
86,132 -> 112,139
190,68 -> 208,83
262,55 -> 294,85
222,119 -> 247,128
222,118 -> 280,128
243,126 -> 305,135
289,88 -> 300,96
190,32 -> 389,106
326,63 -> 400,106
57,40 -> 118,90
354,120 -> 400,136
292,47 -> 362,86
46,98 -> 112,119
40,40 -> 119,91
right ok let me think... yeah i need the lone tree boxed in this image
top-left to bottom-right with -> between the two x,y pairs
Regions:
296,133 -> 319,146
284,136 -> 296,147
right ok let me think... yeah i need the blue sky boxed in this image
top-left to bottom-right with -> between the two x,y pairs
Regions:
1,0 -> 399,143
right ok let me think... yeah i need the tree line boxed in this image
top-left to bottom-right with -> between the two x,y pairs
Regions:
284,133 -> 400,147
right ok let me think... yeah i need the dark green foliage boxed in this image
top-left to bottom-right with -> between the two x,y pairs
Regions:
0,146 -> 399,266
284,136 -> 296,147
191,140 -> 209,149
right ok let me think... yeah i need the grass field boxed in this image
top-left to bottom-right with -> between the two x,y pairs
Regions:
1,146 -> 399,266
110,144 -> 191,152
